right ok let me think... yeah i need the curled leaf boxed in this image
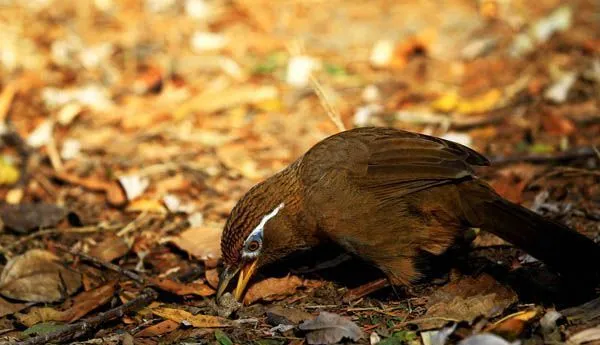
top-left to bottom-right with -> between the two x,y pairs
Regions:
0,249 -> 81,303
299,311 -> 364,345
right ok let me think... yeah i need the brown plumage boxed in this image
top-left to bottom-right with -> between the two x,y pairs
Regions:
217,127 -> 600,301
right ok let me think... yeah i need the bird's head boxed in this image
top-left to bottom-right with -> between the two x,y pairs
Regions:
216,172 -> 307,302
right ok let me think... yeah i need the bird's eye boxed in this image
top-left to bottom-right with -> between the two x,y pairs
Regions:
246,240 -> 260,252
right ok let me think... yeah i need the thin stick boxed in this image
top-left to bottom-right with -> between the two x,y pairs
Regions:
54,244 -> 145,284
16,288 -> 158,345
309,75 -> 346,132
0,224 -> 123,257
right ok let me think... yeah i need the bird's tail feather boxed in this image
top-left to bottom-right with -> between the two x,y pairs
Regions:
460,180 -> 600,284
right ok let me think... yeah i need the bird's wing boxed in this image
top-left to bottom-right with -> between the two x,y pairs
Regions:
299,127 -> 489,199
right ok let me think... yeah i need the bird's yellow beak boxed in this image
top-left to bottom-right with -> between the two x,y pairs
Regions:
216,260 -> 258,302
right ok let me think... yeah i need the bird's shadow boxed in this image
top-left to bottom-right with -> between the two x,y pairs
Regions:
258,243 -> 597,309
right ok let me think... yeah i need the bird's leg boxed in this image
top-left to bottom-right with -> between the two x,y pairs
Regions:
342,278 -> 390,303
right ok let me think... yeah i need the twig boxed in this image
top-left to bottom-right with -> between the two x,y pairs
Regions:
15,288 -> 158,345
489,147 -> 598,166
54,244 -> 145,284
0,224 -> 123,257
309,75 -> 346,132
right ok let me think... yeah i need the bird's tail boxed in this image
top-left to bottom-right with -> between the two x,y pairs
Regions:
460,180 -> 600,285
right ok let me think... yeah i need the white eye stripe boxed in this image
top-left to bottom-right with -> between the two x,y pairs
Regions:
244,202 -> 285,244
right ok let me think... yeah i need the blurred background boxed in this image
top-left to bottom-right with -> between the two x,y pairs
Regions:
0,0 -> 600,342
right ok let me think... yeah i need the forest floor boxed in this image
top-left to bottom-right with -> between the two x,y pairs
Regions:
1,0 -> 600,344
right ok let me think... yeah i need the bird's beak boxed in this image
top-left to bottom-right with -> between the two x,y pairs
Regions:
216,260 -> 258,302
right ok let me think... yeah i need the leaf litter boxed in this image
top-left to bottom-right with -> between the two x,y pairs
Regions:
1,0 -> 600,344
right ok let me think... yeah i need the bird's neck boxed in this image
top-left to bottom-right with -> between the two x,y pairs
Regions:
258,161 -> 320,249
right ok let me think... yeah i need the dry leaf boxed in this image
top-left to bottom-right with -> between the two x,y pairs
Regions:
118,175 -> 150,201
541,111 -> 575,136
216,143 -> 264,180
149,277 -> 215,297
17,281 -> 117,326
0,249 -> 82,302
57,103 -> 83,126
432,89 -> 502,115
484,309 -> 539,340
0,203 -> 68,234
299,311 -> 364,345
567,326 -> 600,345
125,199 -> 168,214
88,234 -> 130,262
52,171 -> 127,207
423,274 -> 518,329
62,281 -> 117,322
267,305 -> 313,324
205,268 -> 220,289
167,223 -> 222,261
136,320 -> 180,337
0,158 -> 20,185
173,85 -> 278,119
244,275 -> 323,305
0,296 -> 27,318
152,307 -> 233,328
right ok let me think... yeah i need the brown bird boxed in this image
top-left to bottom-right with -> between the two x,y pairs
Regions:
216,127 -> 600,301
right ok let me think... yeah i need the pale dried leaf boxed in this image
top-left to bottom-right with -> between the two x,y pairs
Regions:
458,334 -> 519,345
267,305 -> 313,324
167,223 -> 222,261
17,281 -> 116,326
299,311 -> 364,345
568,327 -> 600,345
27,120 -> 54,148
152,307 -> 233,328
118,175 -> 150,201
423,274 -> 517,329
57,103 -> 83,126
0,249 -> 81,302
544,72 -> 576,103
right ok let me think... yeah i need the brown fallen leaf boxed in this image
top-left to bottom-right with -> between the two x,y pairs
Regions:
149,277 -> 215,297
0,203 -> 68,234
0,296 -> 27,318
135,320 -> 180,337
0,249 -> 82,303
490,164 -> 540,204
422,274 -> 518,329
299,311 -> 364,345
125,199 -> 167,214
267,305 -> 314,324
52,171 -> 126,207
205,268 -> 220,289
542,111 -> 575,136
244,275 -> 324,305
152,307 -> 233,328
484,308 -> 540,340
88,234 -> 130,262
167,223 -> 222,261
16,281 -> 117,326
